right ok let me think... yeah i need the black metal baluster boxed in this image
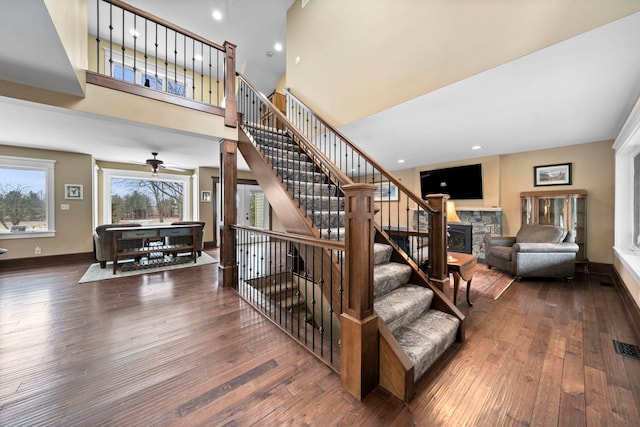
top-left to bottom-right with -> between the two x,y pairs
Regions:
95,0 -> 100,73
132,13 -> 137,83
154,22 -> 158,85
121,8 -> 125,80
143,19 -> 148,86
173,31 -> 177,93
183,34 -> 187,98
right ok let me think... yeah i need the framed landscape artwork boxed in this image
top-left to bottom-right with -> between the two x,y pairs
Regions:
534,163 -> 572,187
374,181 -> 399,202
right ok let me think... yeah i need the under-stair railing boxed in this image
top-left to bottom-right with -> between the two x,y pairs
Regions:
233,225 -> 344,372
285,89 -> 448,283
89,0 -> 237,125
237,74 -> 354,242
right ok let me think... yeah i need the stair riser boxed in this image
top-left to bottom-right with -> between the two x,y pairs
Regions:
256,138 -> 300,153
299,196 -> 345,212
268,156 -> 316,172
373,263 -> 412,298
261,148 -> 309,163
311,211 -> 345,228
279,169 -> 326,184
288,182 -> 338,198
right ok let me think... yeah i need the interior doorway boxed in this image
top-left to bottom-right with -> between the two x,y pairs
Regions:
238,184 -> 270,229
214,179 -> 270,246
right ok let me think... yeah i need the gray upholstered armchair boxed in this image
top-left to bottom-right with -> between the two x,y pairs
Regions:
484,224 -> 579,279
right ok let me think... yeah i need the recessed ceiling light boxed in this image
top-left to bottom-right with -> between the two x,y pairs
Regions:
129,29 -> 139,38
274,43 -> 283,52
472,145 -> 482,150
212,10 -> 222,20
398,159 -> 405,163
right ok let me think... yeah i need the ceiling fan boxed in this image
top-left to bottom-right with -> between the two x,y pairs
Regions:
144,152 -> 185,176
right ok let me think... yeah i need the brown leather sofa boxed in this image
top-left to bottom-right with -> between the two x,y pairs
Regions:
93,223 -> 142,268
484,224 -> 579,279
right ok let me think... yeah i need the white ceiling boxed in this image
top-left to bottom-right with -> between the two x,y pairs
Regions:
342,11 -> 640,170
0,2 -> 639,173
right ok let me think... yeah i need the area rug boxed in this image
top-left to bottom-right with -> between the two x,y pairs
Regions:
79,253 -> 218,283
451,262 -> 515,301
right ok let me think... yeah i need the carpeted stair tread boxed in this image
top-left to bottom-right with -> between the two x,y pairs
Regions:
374,284 -> 434,334
393,309 -> 460,381
374,243 -> 392,265
374,262 -> 412,298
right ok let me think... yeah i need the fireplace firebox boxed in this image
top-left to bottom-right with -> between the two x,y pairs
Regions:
449,224 -> 472,254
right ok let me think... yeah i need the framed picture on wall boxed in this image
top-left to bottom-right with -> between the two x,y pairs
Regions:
201,190 -> 212,202
534,163 -> 572,186
374,181 -> 399,202
64,184 -> 83,200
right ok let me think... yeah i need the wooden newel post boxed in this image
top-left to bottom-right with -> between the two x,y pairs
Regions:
219,138 -> 238,288
340,183 -> 379,400
426,194 -> 450,298
223,41 -> 237,128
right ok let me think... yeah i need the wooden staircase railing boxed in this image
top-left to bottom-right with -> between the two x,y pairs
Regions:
231,73 -> 464,401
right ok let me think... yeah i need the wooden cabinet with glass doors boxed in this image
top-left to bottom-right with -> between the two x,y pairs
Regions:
520,189 -> 588,272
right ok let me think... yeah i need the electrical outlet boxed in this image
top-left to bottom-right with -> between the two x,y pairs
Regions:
35,246 -> 42,254
61,204 -> 70,210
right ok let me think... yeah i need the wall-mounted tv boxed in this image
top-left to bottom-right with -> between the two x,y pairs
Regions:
420,164 -> 483,200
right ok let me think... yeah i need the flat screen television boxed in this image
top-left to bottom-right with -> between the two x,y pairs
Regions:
420,164 -> 483,200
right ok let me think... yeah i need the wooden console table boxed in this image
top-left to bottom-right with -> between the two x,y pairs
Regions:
108,224 -> 198,274
447,252 -> 477,306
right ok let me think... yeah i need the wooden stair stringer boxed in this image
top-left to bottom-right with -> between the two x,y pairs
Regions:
238,131 -> 315,236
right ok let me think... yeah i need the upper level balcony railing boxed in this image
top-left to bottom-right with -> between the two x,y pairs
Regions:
88,0 -> 237,125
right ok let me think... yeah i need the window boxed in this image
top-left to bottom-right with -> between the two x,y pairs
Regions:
105,49 -> 193,98
102,168 -> 190,225
0,155 -> 55,238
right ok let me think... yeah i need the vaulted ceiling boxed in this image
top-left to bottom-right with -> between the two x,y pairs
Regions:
0,1 -> 639,172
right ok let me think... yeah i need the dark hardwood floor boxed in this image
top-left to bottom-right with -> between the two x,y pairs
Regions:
1,250 -> 639,426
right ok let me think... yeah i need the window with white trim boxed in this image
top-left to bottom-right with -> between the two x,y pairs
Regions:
0,155 -> 55,238
102,168 -> 190,225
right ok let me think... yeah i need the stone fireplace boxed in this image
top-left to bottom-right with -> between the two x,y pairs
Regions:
413,207 -> 502,260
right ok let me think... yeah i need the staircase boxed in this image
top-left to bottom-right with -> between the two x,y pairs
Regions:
237,120 -> 462,401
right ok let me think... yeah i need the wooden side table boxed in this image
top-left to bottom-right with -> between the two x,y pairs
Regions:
447,252 -> 477,306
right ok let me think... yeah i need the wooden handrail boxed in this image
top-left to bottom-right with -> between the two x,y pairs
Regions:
285,88 -> 438,215
231,225 -> 346,251
237,73 -> 354,188
102,0 -> 226,52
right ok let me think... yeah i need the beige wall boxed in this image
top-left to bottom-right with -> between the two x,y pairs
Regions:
395,140 -> 614,264
0,145 -> 93,260
45,0 -> 87,95
499,140 -> 615,264
286,0 -> 640,127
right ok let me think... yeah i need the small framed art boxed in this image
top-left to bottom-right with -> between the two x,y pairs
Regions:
64,184 -> 83,200
534,163 -> 572,187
